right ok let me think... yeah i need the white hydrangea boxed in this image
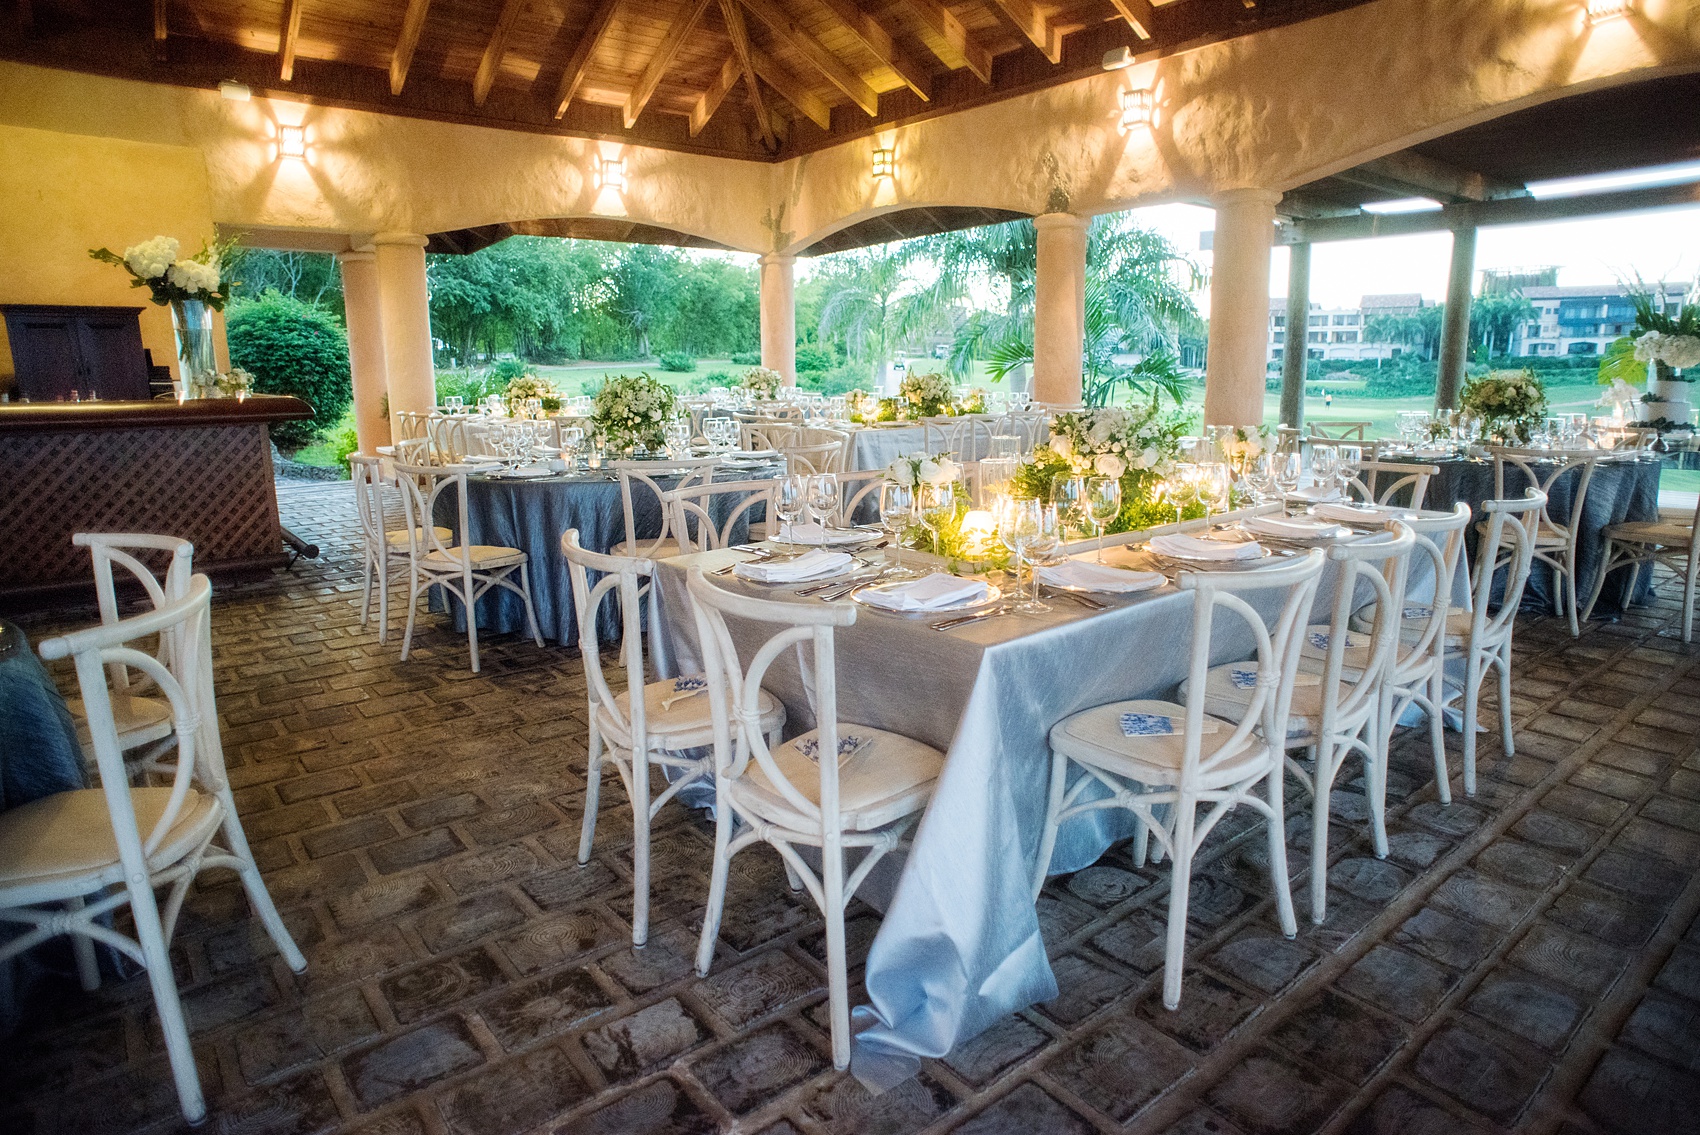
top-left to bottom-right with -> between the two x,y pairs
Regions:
123,236 -> 179,280
1094,454 -> 1127,479
1634,331 -> 1666,362
167,258 -> 220,295
1661,335 -> 1700,369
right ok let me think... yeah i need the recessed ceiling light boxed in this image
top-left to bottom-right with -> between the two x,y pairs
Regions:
1527,160 -> 1700,199
1361,197 -> 1444,214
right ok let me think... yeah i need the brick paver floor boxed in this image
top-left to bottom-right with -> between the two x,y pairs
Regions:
3,478 -> 1699,1135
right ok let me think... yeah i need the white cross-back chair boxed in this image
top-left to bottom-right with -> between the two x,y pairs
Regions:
685,568 -> 943,1068
352,456 -> 452,645
1348,460 -> 1440,510
1034,550 -> 1326,1008
1485,449 -> 1598,637
425,414 -> 471,463
739,420 -> 795,451
1308,421 -> 1372,441
662,479 -> 779,555
826,468 -> 886,528
392,459 -> 543,672
995,412 -> 1047,453
772,427 -> 850,475
562,532 -> 784,947
3,576 -> 305,1123
924,416 -> 998,461
1583,493 -> 1700,642
1197,527 -> 1415,922
67,532 -> 195,765
610,457 -> 723,561
391,409 -> 428,443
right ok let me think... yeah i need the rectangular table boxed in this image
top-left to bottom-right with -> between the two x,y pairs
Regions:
647,535 -> 1449,1088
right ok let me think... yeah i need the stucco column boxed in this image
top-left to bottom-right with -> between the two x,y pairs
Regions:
1280,242 -> 1312,432
1204,189 -> 1281,427
759,253 -> 796,387
373,232 -> 436,418
337,248 -> 390,454
1435,222 -> 1477,412
1033,213 -> 1088,406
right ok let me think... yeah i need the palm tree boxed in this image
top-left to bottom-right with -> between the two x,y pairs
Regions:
816,245 -> 946,386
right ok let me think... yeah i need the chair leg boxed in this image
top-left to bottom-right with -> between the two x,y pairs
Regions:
1428,665 -> 1451,805
67,897 -> 100,992
1682,554 -> 1699,644
1309,739 -> 1336,925
1565,563 -> 1580,638
1031,748 -> 1069,899
399,572 -> 422,662
1265,769 -> 1297,939
578,719 -> 604,865
130,877 -> 206,1122
822,836 -> 851,1070
631,742 -> 652,948
695,782 -> 734,976
519,562 -> 544,648
1161,799 -> 1197,1009
217,799 -> 308,972
359,552 -> 374,627
1498,642 -> 1515,759
1462,653 -> 1484,797
463,574 -> 481,674
1365,723 -> 1389,861
1581,543 -> 1615,624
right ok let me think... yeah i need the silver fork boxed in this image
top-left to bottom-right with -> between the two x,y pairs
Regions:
931,605 -> 1010,631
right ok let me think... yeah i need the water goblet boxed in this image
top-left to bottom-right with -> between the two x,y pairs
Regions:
1084,475 -> 1122,562
1196,462 -> 1232,521
1275,452 -> 1303,499
996,496 -> 1047,614
1310,446 -> 1340,499
1337,445 -> 1363,497
1169,463 -> 1200,525
879,481 -> 918,578
776,474 -> 807,551
1050,476 -> 1085,540
807,473 -> 839,549
918,480 -> 956,557
1025,503 -> 1062,609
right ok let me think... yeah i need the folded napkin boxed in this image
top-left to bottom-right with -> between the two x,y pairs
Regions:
1306,630 -> 1367,651
506,464 -> 552,478
1036,560 -> 1164,594
1242,516 -> 1347,540
1313,503 -> 1415,524
779,523 -> 872,546
734,549 -> 851,583
858,572 -> 989,612
1228,665 -> 1320,690
1287,484 -> 1344,503
1148,533 -> 1264,562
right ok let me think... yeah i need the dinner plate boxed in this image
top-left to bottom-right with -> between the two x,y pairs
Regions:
852,581 -> 1001,614
1044,572 -> 1164,595
1148,547 -> 1296,572
738,560 -> 861,585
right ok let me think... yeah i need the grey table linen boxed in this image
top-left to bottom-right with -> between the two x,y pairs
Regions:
0,619 -> 85,812
646,545 -> 1450,1090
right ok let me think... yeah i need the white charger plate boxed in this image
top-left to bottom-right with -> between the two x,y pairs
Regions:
853,581 -> 1001,614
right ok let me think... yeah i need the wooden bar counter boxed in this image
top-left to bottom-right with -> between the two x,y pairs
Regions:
0,395 -> 313,605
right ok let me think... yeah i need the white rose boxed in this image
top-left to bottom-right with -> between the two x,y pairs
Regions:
886,459 -> 915,487
1051,435 -> 1073,458
915,457 -> 941,485
1634,332 -> 1665,362
931,458 -> 961,485
1094,454 -> 1127,479
1134,446 -> 1158,469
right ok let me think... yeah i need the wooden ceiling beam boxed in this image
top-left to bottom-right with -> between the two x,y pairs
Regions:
153,0 -> 168,61
279,0 -> 303,81
472,0 -> 527,108
690,55 -> 739,136
738,0 -> 878,117
553,0 -> 619,119
983,0 -> 1062,63
389,0 -> 432,96
16,0 -> 32,35
749,44 -> 831,130
718,0 -> 776,149
813,0 -> 931,102
900,0 -> 992,84
1107,0 -> 1157,40
625,0 -> 713,128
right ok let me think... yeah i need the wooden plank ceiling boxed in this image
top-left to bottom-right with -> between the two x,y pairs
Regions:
3,0 -> 1372,162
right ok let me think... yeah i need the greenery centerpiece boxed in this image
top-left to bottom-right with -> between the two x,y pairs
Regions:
1459,369 -> 1548,445
90,234 -> 233,395
898,372 -> 955,418
956,387 -> 988,414
1011,399 -> 1194,532
741,366 -> 783,400
503,373 -> 557,418
590,373 -> 677,454
883,454 -> 1010,568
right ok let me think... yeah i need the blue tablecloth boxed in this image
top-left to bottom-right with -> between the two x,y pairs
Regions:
0,620 -> 85,812
437,465 -> 781,647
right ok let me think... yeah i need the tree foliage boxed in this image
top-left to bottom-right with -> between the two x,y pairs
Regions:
226,291 -> 352,448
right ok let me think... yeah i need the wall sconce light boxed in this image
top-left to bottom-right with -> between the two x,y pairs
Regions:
872,147 -> 895,180
1120,88 -> 1153,130
278,125 -> 306,159
597,157 -> 626,191
218,79 -> 251,101
1587,0 -> 1630,20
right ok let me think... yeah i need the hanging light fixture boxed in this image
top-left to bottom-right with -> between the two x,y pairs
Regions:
278,125 -> 306,158
1120,88 -> 1153,130
871,147 -> 895,180
598,156 -> 626,191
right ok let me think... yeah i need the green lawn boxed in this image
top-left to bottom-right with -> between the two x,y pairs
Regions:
1173,380 -> 1612,440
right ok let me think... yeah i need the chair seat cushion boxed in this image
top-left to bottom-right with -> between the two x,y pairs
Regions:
604,678 -> 784,748
421,545 -> 527,570
1349,604 -> 1473,646
1050,698 -> 1269,788
0,786 -> 219,892
745,724 -> 941,832
66,693 -> 173,748
1604,519 -> 1694,548
386,526 -> 453,550
1193,664 -> 1340,743
1475,518 -> 1566,547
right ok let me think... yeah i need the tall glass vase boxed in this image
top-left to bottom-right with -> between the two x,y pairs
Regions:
170,298 -> 216,398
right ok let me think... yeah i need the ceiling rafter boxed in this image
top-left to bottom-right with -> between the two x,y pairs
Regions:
1107,0 -> 1157,40
279,0 -> 303,81
626,0 -> 714,128
690,55 -> 739,136
813,0 -> 930,102
718,0 -> 776,149
472,0 -> 528,109
738,0 -> 878,117
553,0 -> 620,119
983,0 -> 1061,64
152,0 -> 167,60
901,0 -> 992,84
389,0 -> 432,96
749,43 -> 831,130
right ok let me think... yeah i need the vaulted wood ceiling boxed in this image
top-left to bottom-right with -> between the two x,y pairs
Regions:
2,0 -> 1372,161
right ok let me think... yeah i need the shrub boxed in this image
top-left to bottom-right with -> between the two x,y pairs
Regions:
329,418 -> 359,473
799,364 -> 869,396
1363,358 -> 1437,397
658,351 -> 696,372
730,351 -> 762,366
795,344 -> 833,373
226,291 -> 352,449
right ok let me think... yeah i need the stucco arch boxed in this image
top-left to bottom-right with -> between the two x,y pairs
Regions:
781,202 -> 1033,258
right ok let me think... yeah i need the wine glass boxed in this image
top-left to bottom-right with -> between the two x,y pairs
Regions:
1195,463 -> 1232,521
1310,446 -> 1340,499
561,426 -> 584,468
1337,445 -> 1363,498
1169,463 -> 1200,525
1025,502 -> 1061,609
1084,475 -> 1122,562
879,480 -> 918,579
807,473 -> 839,549
1050,476 -> 1086,540
997,496 -> 1047,614
1275,452 -> 1303,502
918,481 -> 955,556
776,474 -> 807,551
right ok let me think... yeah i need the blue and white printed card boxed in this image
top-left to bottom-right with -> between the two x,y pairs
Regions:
796,733 -> 871,764
1120,713 -> 1177,737
672,677 -> 707,694
1229,669 -> 1260,690
1402,606 -> 1434,620
1307,631 -> 1363,651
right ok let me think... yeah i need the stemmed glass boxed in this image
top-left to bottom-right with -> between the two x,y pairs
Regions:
444,395 -> 464,414
807,473 -> 839,549
1311,446 -> 1340,499
1084,475 -> 1122,562
1169,463 -> 1200,525
1050,476 -> 1085,540
996,496 -> 1048,614
918,481 -> 956,556
561,426 -> 584,469
1026,502 -> 1061,609
1337,445 -> 1363,499
878,481 -> 918,578
776,474 -> 807,552
1195,463 -> 1231,521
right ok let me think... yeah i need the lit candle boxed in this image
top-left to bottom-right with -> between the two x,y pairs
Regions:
961,508 -> 996,555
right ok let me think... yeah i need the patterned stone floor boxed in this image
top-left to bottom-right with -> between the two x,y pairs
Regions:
4,478 -> 1700,1135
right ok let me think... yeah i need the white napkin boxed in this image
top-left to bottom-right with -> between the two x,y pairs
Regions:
734,549 -> 851,582
1287,484 -> 1344,503
506,465 -> 552,478
1313,503 -> 1412,524
1036,560 -> 1164,594
779,523 -> 871,546
1148,533 -> 1264,562
858,572 -> 989,611
1242,516 -> 1347,540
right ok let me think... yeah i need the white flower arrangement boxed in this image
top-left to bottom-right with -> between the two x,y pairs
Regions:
886,453 -> 962,489
90,234 -> 232,310
1460,369 -> 1548,444
212,368 -> 254,398
899,372 -> 956,417
591,373 -> 678,453
503,373 -> 557,418
1598,378 -> 1641,410
741,366 -> 783,400
1635,330 -> 1700,371
1045,404 -> 1183,480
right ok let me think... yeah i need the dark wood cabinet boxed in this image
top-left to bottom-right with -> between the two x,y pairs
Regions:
3,305 -> 151,402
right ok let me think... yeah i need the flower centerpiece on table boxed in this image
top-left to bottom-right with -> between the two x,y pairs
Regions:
1459,369 -> 1548,445
503,373 -> 557,418
90,235 -> 233,394
590,373 -> 678,454
741,366 -> 783,401
1011,399 -> 1194,531
885,453 -> 962,491
955,387 -> 988,415
1221,423 -> 1274,472
845,389 -> 878,423
899,372 -> 956,418
883,454 -> 1009,568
